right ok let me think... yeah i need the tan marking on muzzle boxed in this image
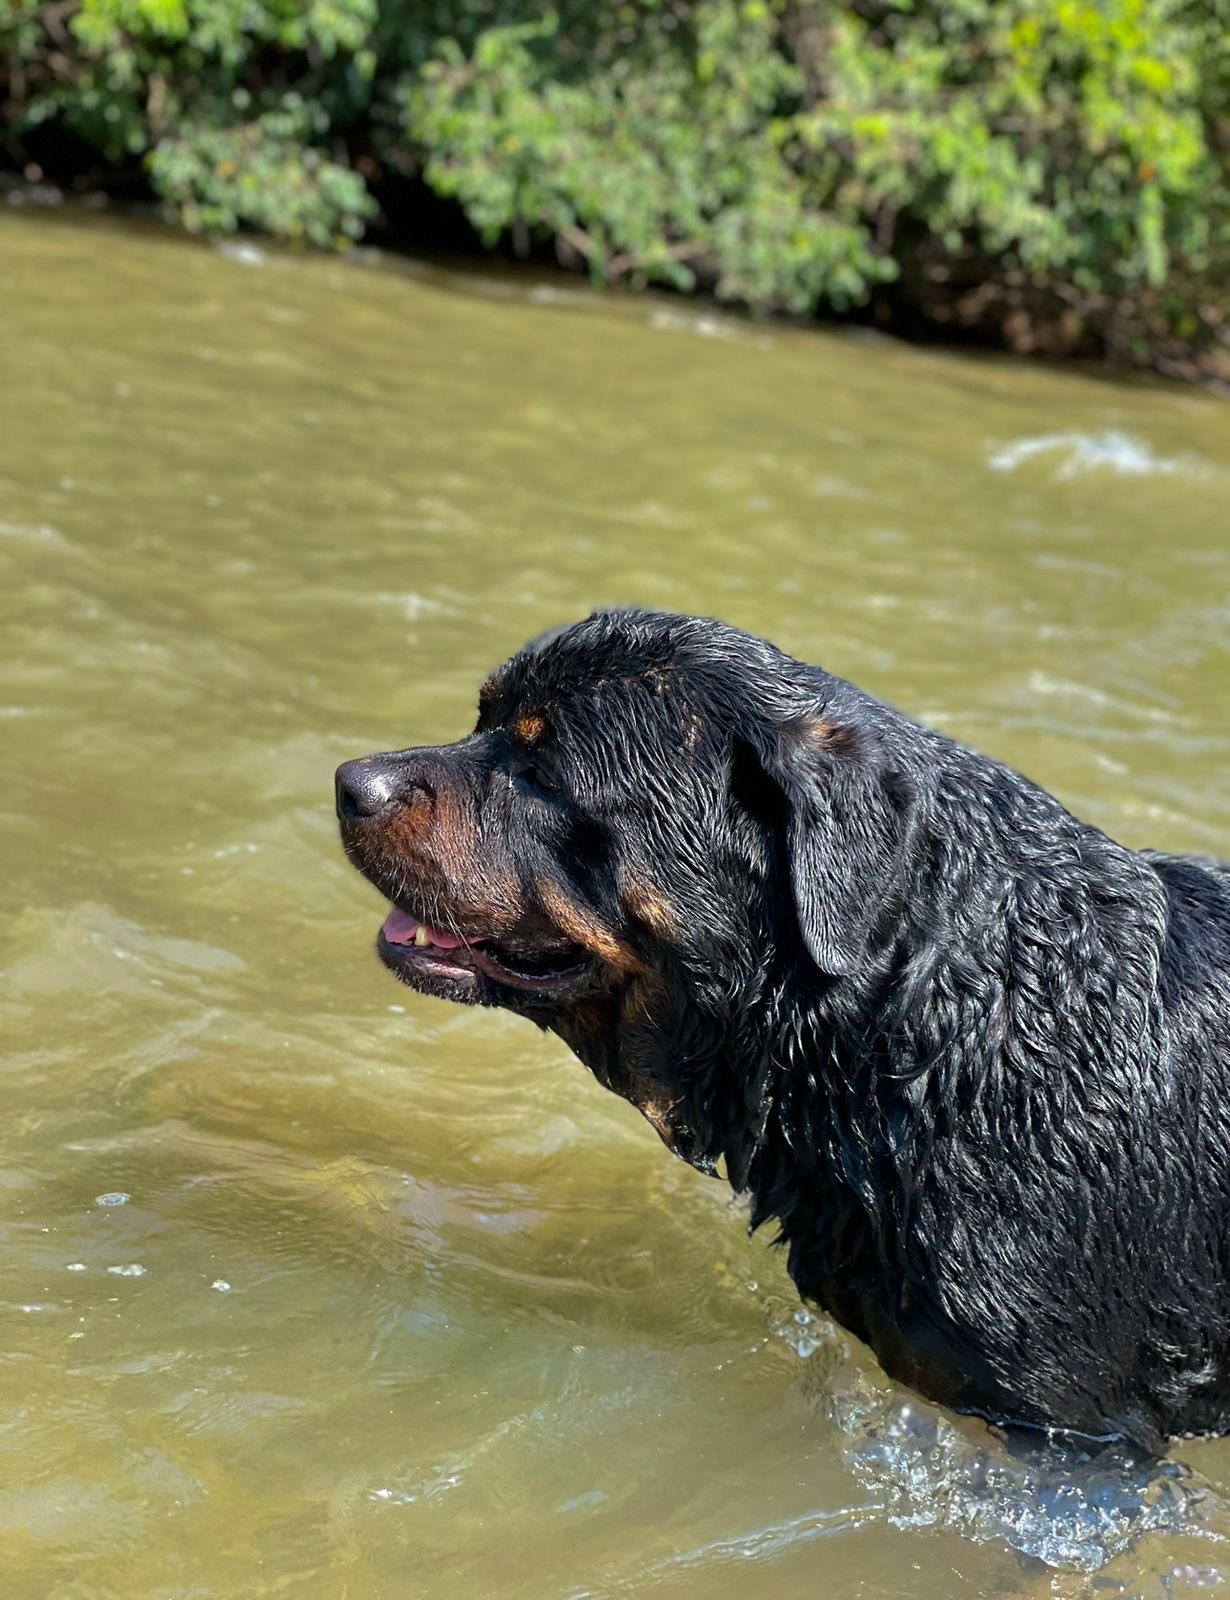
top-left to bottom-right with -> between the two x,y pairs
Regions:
376,786 -> 523,928
536,881 -> 642,975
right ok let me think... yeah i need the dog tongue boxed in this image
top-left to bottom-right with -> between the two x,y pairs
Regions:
381,906 -> 465,949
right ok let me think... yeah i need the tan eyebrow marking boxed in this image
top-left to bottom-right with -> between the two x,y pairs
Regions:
799,716 -> 857,755
514,712 -> 546,744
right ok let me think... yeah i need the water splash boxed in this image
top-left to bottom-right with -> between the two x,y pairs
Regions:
833,1388 -> 1214,1572
767,1303 -> 1223,1576
776,1306 -> 833,1360
988,430 -> 1210,481
214,239 -> 270,268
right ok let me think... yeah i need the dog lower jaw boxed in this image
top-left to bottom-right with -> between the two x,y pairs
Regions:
375,929 -> 596,1007
377,932 -> 487,1003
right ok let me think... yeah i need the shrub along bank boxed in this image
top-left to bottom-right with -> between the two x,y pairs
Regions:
5,1 -> 1228,379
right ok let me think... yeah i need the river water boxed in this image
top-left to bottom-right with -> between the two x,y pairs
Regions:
2,210 -> 1228,1599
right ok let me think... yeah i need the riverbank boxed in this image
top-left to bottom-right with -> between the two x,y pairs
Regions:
6,171 -> 1228,398
5,1 -> 1227,388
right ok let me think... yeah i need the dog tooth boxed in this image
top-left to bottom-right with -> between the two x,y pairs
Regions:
414,926 -> 431,948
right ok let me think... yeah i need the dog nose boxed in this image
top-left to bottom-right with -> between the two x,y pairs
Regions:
335,759 -> 399,822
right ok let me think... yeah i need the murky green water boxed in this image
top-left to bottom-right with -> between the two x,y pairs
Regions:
2,210 -> 1229,1600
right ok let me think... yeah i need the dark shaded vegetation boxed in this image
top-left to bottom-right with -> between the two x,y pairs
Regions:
5,2 -> 1228,379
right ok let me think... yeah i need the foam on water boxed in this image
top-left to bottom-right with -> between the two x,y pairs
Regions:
767,1305 -> 1224,1579
988,429 -> 1211,480
836,1392 -> 1212,1571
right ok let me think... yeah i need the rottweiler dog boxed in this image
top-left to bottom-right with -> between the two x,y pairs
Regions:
336,609 -> 1230,1452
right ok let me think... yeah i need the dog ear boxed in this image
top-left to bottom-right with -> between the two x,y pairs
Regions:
740,716 -> 915,977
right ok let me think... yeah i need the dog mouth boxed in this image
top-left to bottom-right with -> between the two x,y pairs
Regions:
377,904 -> 591,995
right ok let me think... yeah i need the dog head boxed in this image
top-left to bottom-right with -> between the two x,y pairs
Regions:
337,610 -> 915,1170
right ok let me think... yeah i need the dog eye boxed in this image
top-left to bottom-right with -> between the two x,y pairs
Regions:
514,763 -> 563,799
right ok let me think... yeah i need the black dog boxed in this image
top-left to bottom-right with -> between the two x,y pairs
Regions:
336,609 -> 1230,1452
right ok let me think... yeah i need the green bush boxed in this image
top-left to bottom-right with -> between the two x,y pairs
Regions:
3,0 -> 1227,375
403,6 -> 892,312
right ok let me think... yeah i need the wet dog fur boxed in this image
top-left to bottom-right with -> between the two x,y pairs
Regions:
336,609 -> 1230,1452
